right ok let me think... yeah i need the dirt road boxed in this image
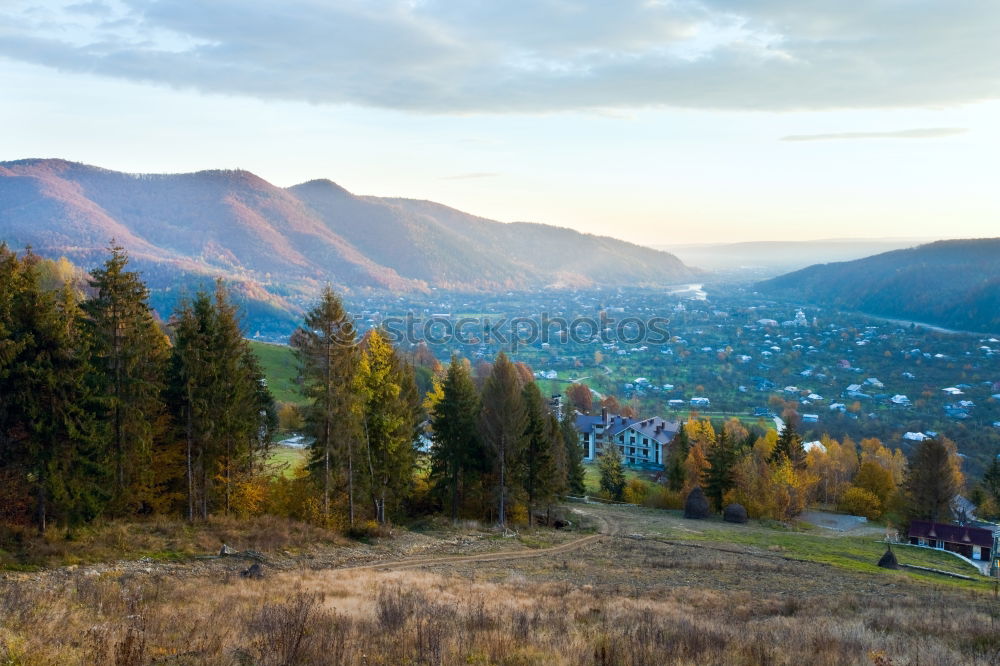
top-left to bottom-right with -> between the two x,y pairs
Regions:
338,506 -> 613,573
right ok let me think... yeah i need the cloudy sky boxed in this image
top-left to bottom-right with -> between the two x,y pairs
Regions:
3,0 -> 999,244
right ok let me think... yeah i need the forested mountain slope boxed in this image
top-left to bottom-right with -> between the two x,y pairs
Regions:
1,159 -> 697,306
758,238 -> 1000,333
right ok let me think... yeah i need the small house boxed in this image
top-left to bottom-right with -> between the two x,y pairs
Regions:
907,520 -> 994,561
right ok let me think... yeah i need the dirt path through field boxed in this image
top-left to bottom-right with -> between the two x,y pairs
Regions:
334,506 -> 614,573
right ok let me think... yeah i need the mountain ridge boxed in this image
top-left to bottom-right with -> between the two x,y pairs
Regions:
0,158 -> 698,334
757,238 -> 1000,334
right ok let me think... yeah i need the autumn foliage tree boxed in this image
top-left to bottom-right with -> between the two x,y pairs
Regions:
356,330 -> 418,524
565,383 -> 593,414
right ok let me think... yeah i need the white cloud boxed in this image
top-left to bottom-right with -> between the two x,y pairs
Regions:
781,128 -> 970,142
0,0 -> 998,113
441,172 -> 500,180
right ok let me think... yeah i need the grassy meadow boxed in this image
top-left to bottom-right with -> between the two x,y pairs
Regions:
249,341 -> 303,406
3,503 -> 1000,664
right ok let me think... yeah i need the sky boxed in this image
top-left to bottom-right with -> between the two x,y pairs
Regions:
2,0 -> 1000,245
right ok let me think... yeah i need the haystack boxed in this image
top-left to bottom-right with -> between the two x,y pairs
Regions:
723,503 -> 748,524
684,486 -> 710,519
877,546 -> 900,570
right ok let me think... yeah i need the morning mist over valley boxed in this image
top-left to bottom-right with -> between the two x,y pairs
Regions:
3,2 -> 1000,665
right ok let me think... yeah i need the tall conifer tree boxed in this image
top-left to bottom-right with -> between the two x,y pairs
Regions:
771,419 -> 805,468
168,282 -> 273,520
905,437 -> 964,522
430,355 -> 483,521
291,286 -> 359,523
703,427 -> 738,511
666,426 -> 690,492
521,382 -> 557,521
479,352 -> 526,527
0,248 -> 104,532
560,411 -> 586,496
598,448 -> 626,501
83,244 -> 169,514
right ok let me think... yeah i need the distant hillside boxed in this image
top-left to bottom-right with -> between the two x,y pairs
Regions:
757,238 -> 1000,333
0,159 -> 698,333
659,238 -> 930,275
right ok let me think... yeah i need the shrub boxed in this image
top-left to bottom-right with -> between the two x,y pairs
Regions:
376,585 -> 420,632
508,503 -> 529,526
838,486 -> 883,520
346,520 -> 388,540
642,485 -> 684,510
242,592 -> 320,665
622,479 -> 649,505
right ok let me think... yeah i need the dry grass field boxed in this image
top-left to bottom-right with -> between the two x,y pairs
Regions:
3,504 -> 1000,665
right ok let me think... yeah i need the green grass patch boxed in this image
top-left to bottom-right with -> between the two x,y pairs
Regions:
249,340 -> 304,405
580,462 -> 656,495
519,535 -> 555,549
269,445 -> 307,477
631,509 -> 987,588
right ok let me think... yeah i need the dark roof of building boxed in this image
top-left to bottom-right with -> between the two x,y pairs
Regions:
626,418 -> 681,445
574,414 -> 604,432
606,415 -> 638,437
908,520 -> 994,548
573,413 -> 680,445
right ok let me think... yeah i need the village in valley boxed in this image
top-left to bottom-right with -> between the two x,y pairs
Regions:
256,280 -> 1000,586
328,283 -> 1000,475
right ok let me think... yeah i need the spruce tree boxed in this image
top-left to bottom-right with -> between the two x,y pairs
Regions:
771,419 -> 805,468
0,249 -> 105,532
479,352 -> 526,527
209,282 -> 275,516
666,426 -> 690,492
598,448 -> 626,501
83,244 -> 169,514
520,382 -> 557,522
547,411 -> 569,503
291,286 -> 359,523
703,427 -> 738,512
168,293 -> 213,521
168,282 -> 273,520
905,437 -> 964,522
560,411 -> 586,496
982,457 -> 1000,506
429,355 -> 483,521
